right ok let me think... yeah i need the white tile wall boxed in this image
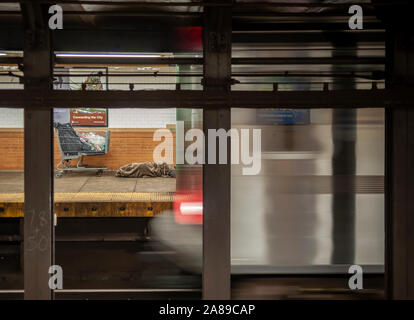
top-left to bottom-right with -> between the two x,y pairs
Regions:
0,108 -> 24,128
0,66 -> 176,128
108,108 -> 176,128
0,108 -> 176,129
0,72 -> 24,128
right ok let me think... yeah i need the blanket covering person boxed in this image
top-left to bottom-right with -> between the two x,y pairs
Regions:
116,161 -> 176,178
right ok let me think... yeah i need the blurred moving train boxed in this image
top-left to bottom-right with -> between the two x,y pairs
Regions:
151,108 -> 385,276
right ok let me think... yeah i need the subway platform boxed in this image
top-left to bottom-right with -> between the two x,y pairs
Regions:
0,171 -> 175,218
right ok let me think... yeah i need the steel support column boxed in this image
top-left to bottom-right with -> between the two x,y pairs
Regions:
202,0 -> 232,300
386,27 -> 414,299
21,2 -> 54,300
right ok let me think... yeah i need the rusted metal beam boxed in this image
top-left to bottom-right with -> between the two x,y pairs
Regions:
53,56 -> 384,66
54,56 -> 203,65
231,57 -> 385,65
21,0 -> 54,300
385,27 -> 414,300
0,1 -> 400,8
66,3 -> 96,27
202,0 -> 232,300
0,88 -> 412,109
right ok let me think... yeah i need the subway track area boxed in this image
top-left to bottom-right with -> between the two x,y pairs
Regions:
0,170 -> 385,299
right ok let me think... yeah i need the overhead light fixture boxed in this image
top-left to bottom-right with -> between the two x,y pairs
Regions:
55,53 -> 162,58
0,53 -> 7,56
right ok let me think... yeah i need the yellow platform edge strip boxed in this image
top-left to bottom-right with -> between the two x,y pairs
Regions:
0,192 -> 174,203
0,192 -> 174,218
0,201 -> 173,218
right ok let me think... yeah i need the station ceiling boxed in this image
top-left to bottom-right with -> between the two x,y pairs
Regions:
0,0 -> 386,53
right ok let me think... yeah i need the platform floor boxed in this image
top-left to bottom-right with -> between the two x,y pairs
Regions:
0,171 -> 175,217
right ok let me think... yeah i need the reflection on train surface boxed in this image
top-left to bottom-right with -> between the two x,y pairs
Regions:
151,108 -> 385,299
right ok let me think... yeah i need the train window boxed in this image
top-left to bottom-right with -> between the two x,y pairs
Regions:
230,108 -> 385,299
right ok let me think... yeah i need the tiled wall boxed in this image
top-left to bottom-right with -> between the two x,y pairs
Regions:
0,128 -> 176,170
108,108 -> 176,128
0,108 -> 176,129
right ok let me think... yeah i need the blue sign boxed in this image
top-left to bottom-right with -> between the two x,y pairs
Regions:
257,109 -> 310,125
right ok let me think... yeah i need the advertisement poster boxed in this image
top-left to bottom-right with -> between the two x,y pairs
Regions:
70,107 -> 108,126
70,72 -> 108,127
